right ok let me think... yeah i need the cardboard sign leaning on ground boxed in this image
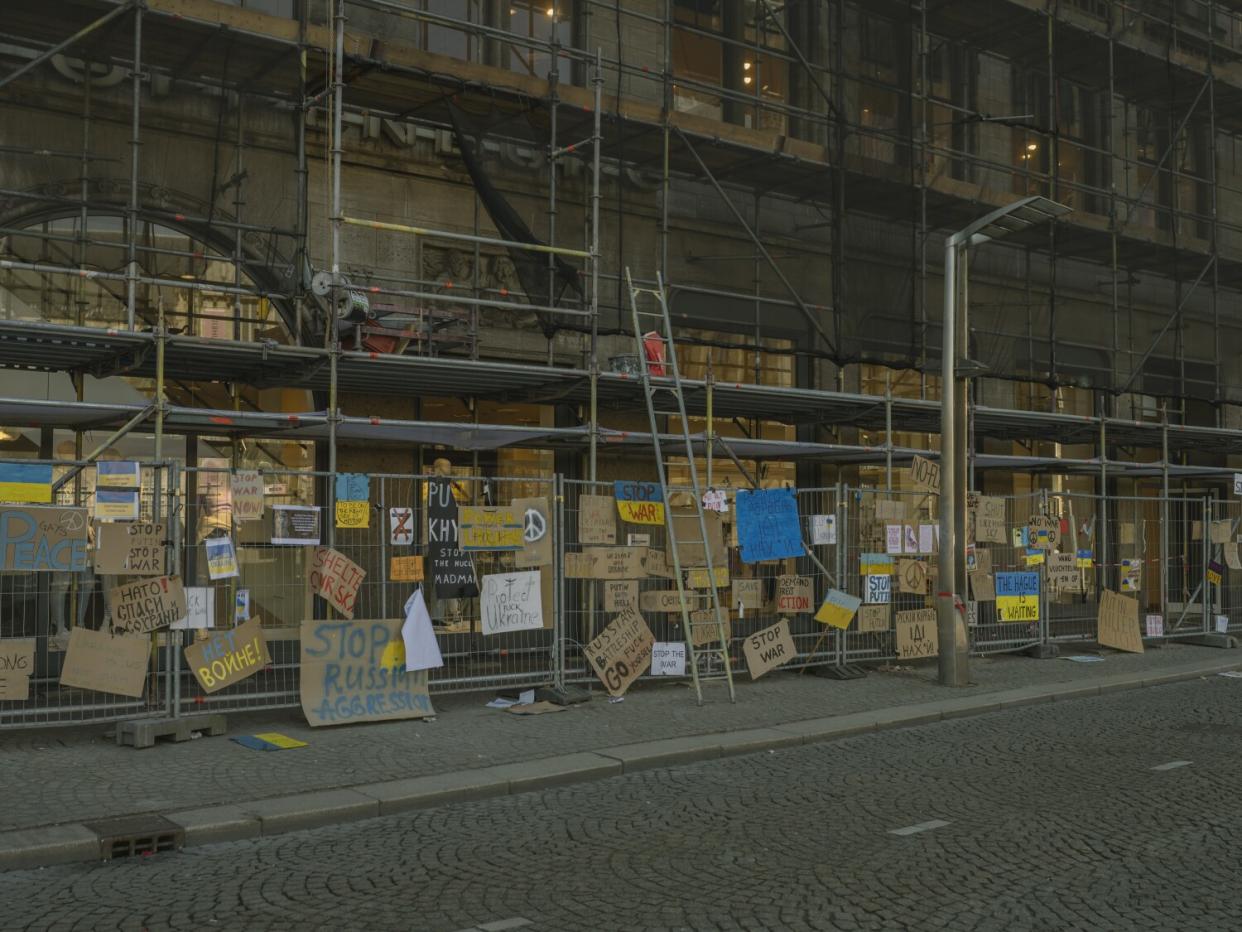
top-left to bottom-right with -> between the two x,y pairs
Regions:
585,606 -> 655,697
184,617 -> 270,694
1098,589 -> 1144,653
0,505 -> 89,572
309,546 -> 366,619
59,627 -> 149,698
300,618 -> 435,726
108,575 -> 187,635
743,618 -> 796,680
0,637 -> 35,700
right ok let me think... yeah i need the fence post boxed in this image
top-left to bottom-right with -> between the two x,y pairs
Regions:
1203,495 -> 1212,634
168,461 -> 182,719
553,473 -> 566,691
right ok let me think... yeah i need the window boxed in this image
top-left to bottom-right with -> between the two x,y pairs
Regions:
506,1 -> 574,79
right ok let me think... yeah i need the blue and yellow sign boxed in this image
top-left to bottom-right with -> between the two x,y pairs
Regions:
996,571 -> 1039,622
0,463 -> 51,504
614,481 -> 665,525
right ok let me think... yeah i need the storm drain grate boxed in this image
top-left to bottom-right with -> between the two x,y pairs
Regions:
83,815 -> 184,861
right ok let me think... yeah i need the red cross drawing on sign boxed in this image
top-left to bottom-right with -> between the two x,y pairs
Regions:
390,507 -> 413,545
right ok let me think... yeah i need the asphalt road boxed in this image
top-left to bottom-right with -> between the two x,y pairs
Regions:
6,675 -> 1242,931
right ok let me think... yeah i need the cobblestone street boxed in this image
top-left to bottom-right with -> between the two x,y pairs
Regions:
7,674 -> 1242,931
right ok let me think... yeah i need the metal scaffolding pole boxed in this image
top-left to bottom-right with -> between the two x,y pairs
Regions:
328,0 -> 346,548
589,50 -> 603,482
0,1 -> 134,92
125,3 -> 143,331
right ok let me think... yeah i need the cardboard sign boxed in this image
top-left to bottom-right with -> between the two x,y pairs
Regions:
864,574 -> 891,604
909,455 -> 940,494
480,571 -> 543,636
814,589 -> 861,629
427,479 -> 478,597
390,555 -> 424,582
1098,589 -> 1143,653
685,566 -> 729,589
0,462 -> 52,503
0,505 -> 88,572
640,589 -> 692,614
645,548 -> 673,579
614,480 -> 665,525
204,535 -> 239,581
651,642 -> 687,676
59,627 -> 148,697
335,500 -> 369,529
731,578 -> 763,612
810,514 -> 836,545
735,488 -> 803,563
578,494 -> 616,545
564,551 -> 594,578
743,618 -> 796,680
389,507 -> 414,546
109,575 -> 187,634
585,606 -> 655,696
604,579 -> 638,612
513,496 -> 553,569
671,509 -> 726,568
309,546 -> 367,619
1027,514 -> 1059,550
300,618 -> 435,726
995,572 -> 1039,622
1047,552 -> 1081,593
272,505 -> 321,546
968,571 -> 996,602
856,604 -> 890,634
972,495 -> 1007,544
895,608 -> 938,659
1210,520 -> 1232,544
874,499 -> 905,521
776,575 -> 813,613
897,559 -> 927,595
0,638 -> 35,700
459,506 -> 523,551
230,470 -> 264,522
689,609 -> 731,647
184,617 -> 270,693
94,521 -> 165,576
583,546 -> 647,580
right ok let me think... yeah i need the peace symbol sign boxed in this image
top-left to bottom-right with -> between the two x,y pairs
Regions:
59,510 -> 86,532
523,507 -> 547,542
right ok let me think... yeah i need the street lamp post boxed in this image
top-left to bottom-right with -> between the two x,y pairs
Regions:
937,196 -> 1071,687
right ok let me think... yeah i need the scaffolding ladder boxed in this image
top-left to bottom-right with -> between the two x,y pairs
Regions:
625,268 -> 735,705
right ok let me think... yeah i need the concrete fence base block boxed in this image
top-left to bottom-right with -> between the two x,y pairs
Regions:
1181,634 -> 1239,650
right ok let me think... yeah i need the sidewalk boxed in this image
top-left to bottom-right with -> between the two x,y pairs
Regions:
3,642 -> 1240,868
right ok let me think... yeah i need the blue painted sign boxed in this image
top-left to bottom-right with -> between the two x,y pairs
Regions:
735,487 -> 803,563
995,571 -> 1040,622
335,473 -> 370,502
0,505 -> 88,571
614,480 -> 665,524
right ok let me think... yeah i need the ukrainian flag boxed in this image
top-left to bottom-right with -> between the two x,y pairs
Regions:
0,462 -> 52,504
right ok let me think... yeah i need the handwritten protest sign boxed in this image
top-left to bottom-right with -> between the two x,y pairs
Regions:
1145,613 -> 1164,638
971,495 -> 1007,544
614,481 -> 665,525
585,606 -> 655,696
651,642 -> 687,676
897,559 -> 927,595
334,500 -> 369,529
1047,552 -> 1081,594
1027,514 -> 1059,550
459,506 -> 523,551
513,497 -> 553,568
645,548 -> 672,578
814,589 -> 861,629
640,589 -> 693,614
0,505 -> 88,572
1098,589 -> 1143,653
776,575 -> 813,613
671,510 -> 726,568
109,575 -> 187,634
230,470 -> 264,522
995,572 -> 1039,622
480,571 -> 543,635
743,619 -> 796,680
735,488 -> 803,563
389,507 -> 414,546
865,574 -> 892,604
896,608 -> 938,659
857,604 -> 890,633
811,514 -> 836,545
0,638 -> 35,700
685,566 -> 729,589
335,473 -> 369,502
95,489 -> 139,521
59,627 -> 148,697
309,546 -> 366,619
689,608 -> 731,647
184,617 -> 270,693
604,579 -> 638,612
300,618 -> 435,726
389,555 -> 424,582
969,571 -> 996,602
583,546 -> 648,579
909,455 -> 941,495
731,578 -> 763,612
578,494 -> 616,545
95,521 -> 165,576
427,478 -> 478,597
173,586 -> 215,630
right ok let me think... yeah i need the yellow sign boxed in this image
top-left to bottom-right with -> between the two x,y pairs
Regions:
1024,549 -> 1045,567
458,506 -> 523,551
390,555 -> 424,582
616,500 -> 665,525
685,566 -> 729,589
335,500 -> 369,529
